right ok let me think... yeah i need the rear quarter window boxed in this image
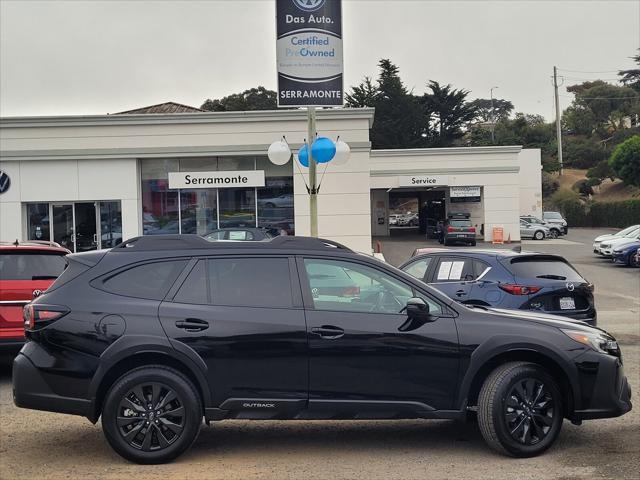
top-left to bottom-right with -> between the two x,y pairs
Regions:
0,251 -> 66,280
100,260 -> 188,300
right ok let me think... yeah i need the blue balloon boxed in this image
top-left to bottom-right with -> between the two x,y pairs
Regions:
311,137 -> 337,163
298,144 -> 309,167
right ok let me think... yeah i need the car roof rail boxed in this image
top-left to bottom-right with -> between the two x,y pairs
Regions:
268,236 -> 352,251
113,234 -> 353,252
1,239 -> 63,248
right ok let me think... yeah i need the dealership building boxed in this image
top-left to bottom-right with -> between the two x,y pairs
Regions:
0,105 -> 542,253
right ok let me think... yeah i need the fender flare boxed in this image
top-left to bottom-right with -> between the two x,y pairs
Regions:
456,334 -> 580,410
87,334 -> 212,415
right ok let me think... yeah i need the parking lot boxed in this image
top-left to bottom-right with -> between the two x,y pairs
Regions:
0,228 -> 638,480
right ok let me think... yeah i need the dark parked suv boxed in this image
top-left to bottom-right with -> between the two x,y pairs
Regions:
400,249 -> 597,325
13,235 -> 631,464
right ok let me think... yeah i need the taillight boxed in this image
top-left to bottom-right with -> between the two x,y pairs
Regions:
341,286 -> 360,297
447,226 -> 455,232
23,304 -> 68,330
469,227 -> 476,233
499,284 -> 542,295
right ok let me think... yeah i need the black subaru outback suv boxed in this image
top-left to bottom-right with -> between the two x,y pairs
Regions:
13,235 -> 631,464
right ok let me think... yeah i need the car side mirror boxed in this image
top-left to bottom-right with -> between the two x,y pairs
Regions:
405,297 -> 430,320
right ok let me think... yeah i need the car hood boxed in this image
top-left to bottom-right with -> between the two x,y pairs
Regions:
594,233 -> 619,242
483,307 -> 601,333
613,239 -> 640,251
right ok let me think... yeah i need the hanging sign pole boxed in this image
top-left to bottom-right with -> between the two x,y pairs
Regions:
276,0 -> 343,237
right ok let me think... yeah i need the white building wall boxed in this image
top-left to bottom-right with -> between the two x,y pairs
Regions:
518,149 -> 543,217
1,109 -> 374,251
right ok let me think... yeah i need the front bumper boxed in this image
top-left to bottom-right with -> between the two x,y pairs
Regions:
13,352 -> 93,419
571,350 -> 632,421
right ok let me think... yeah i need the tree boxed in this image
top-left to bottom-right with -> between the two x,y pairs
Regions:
468,98 -> 514,123
201,86 -> 277,111
345,77 -> 378,108
619,50 -> 640,92
346,59 -> 426,149
562,136 -> 609,169
609,135 -> 640,186
422,81 -> 478,147
565,81 -> 639,135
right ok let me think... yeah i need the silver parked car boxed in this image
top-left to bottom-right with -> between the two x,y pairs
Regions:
520,220 -> 549,240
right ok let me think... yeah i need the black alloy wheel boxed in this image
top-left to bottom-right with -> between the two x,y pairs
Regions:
102,366 -> 202,464
504,378 -> 555,446
117,382 -> 185,452
478,362 -> 563,457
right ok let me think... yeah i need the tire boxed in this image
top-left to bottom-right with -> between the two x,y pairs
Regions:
102,366 -> 203,464
477,362 -> 563,458
549,229 -> 559,239
534,230 -> 545,240
471,241 -> 477,247
443,239 -> 450,246
265,202 -> 276,208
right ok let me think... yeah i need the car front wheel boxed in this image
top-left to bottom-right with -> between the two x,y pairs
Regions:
102,366 -> 203,464
534,231 -> 545,240
478,362 -> 563,457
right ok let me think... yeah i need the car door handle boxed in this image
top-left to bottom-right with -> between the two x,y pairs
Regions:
175,318 -> 209,332
455,290 -> 467,297
311,325 -> 345,339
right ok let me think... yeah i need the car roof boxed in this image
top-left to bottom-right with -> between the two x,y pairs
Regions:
0,241 -> 70,254
411,247 -> 543,259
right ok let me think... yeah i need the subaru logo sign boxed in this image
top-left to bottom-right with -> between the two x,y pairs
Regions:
566,283 -> 575,292
0,170 -> 10,194
292,0 -> 325,11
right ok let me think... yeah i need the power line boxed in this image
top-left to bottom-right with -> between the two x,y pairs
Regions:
559,94 -> 640,100
557,68 -> 620,74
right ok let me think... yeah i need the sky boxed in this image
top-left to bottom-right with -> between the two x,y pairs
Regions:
1,0 -> 638,119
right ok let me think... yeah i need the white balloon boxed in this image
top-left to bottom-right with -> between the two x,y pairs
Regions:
267,140 -> 291,165
332,139 -> 351,166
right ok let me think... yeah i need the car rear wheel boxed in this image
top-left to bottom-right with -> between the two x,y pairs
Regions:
549,229 -> 559,239
102,366 -> 202,464
534,231 -> 545,240
478,362 -> 563,457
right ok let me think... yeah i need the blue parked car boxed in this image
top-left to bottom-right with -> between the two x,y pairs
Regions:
612,240 -> 640,267
399,248 -> 596,325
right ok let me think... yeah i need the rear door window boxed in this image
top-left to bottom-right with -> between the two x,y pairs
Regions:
208,257 -> 292,308
506,257 -> 584,281
101,260 -> 188,300
0,252 -> 66,280
434,257 -> 474,282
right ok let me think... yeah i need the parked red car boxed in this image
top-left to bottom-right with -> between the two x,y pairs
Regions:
0,241 -> 69,349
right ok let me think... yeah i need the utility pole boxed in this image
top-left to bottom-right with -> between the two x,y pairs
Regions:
553,66 -> 563,175
307,107 -> 318,237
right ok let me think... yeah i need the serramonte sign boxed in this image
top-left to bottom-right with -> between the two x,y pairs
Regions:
276,0 -> 343,107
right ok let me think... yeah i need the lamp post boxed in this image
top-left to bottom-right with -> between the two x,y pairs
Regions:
490,86 -> 499,144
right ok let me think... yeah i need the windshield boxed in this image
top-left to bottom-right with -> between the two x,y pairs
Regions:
622,227 -> 640,238
615,225 -> 639,236
0,251 -> 66,280
543,212 -> 563,219
449,220 -> 472,227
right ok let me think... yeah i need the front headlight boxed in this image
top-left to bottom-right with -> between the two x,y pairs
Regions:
562,329 -> 619,355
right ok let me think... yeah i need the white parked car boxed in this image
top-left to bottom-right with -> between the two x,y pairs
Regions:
593,225 -> 640,254
599,231 -> 640,257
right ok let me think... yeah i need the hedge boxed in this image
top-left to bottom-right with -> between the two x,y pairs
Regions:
559,199 -> 640,227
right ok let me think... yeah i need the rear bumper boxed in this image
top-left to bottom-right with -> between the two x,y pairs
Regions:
13,352 -> 93,419
572,352 -> 632,421
444,234 -> 475,243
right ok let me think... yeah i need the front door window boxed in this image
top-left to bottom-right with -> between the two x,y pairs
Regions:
52,204 -> 74,251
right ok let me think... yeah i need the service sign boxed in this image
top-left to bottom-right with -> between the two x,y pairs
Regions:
276,0 -> 343,107
168,171 -> 265,189
399,175 -> 449,187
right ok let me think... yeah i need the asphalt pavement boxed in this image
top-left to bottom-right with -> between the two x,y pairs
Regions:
0,228 -> 638,480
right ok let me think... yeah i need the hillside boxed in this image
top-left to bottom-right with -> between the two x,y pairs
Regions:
555,168 -> 640,202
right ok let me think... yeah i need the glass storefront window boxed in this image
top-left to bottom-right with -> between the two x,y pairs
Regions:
218,188 -> 256,228
257,157 -> 294,235
139,156 -> 293,234
26,203 -> 50,241
141,159 -> 179,235
100,201 -> 123,248
180,190 -> 217,235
